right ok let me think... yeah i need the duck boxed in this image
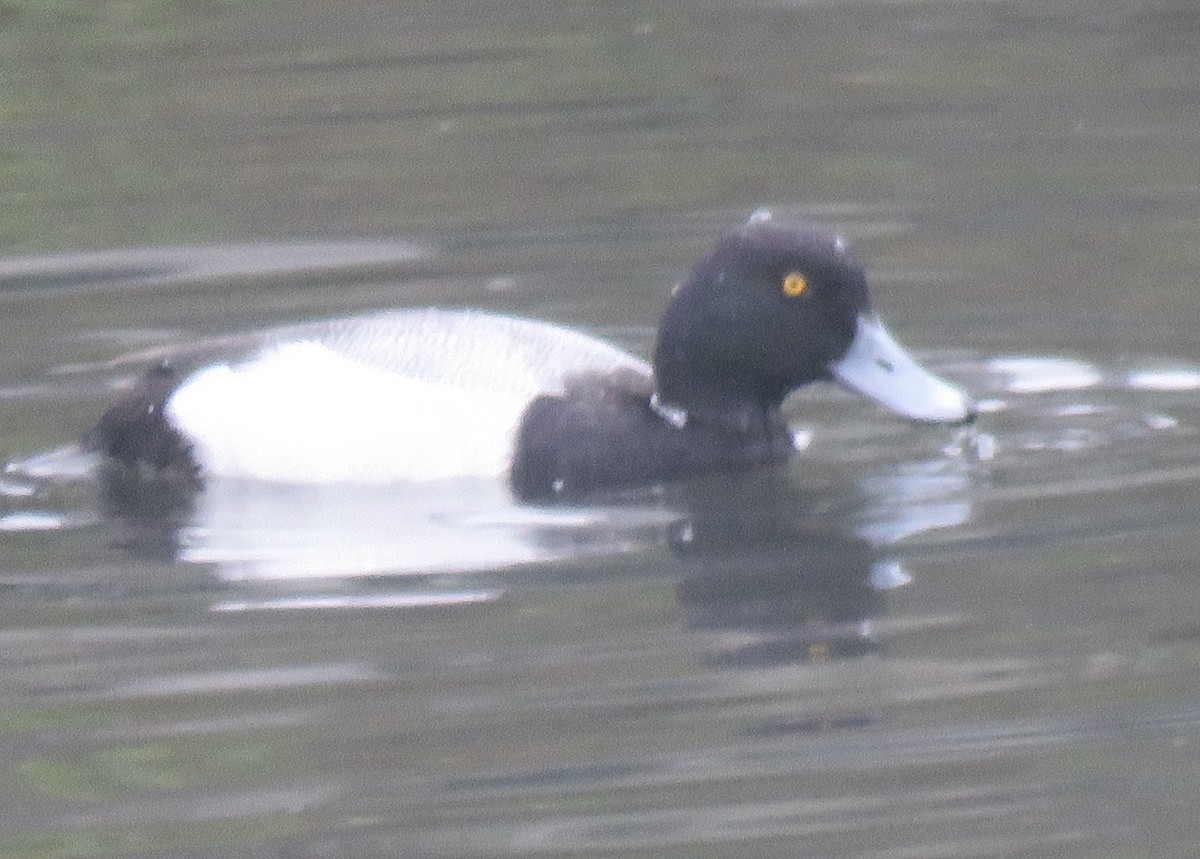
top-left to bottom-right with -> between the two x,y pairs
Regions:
83,214 -> 975,500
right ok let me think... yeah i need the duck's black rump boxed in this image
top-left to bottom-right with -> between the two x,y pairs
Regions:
83,364 -> 199,482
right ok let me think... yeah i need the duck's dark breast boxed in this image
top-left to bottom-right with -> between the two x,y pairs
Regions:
509,373 -> 795,499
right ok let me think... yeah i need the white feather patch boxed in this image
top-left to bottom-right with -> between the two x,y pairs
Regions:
165,310 -> 651,484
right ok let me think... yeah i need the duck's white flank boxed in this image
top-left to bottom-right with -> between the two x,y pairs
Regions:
164,309 -> 651,484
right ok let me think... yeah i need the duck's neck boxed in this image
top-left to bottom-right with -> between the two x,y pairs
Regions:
652,345 -> 795,422
649,384 -> 787,440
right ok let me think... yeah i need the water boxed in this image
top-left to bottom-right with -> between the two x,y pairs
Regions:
3,1 -> 1200,856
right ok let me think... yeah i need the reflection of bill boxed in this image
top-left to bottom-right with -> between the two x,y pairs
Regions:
854,458 -> 974,546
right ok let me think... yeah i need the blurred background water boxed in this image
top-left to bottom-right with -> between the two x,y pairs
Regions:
3,1 -> 1200,856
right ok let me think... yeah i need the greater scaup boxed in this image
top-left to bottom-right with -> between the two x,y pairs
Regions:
84,215 -> 974,499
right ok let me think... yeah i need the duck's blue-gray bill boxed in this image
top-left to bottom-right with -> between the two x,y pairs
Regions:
831,315 -> 974,424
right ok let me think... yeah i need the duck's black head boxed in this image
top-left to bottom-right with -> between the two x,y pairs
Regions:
653,216 -> 974,423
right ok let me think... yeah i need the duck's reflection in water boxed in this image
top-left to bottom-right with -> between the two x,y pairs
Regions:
668,458 -> 973,668
675,524 -> 885,665
91,447 -> 973,643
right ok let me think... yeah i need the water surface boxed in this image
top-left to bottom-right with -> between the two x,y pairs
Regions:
3,2 -> 1200,856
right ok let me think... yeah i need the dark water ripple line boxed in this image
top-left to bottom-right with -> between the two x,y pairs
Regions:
518,793 -> 1040,850
0,241 -> 429,300
404,696 -> 1200,813
220,46 -> 554,76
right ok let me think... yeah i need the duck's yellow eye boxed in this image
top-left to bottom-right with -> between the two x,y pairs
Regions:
782,271 -> 808,297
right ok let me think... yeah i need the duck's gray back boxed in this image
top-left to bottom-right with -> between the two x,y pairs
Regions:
263,308 -> 650,399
